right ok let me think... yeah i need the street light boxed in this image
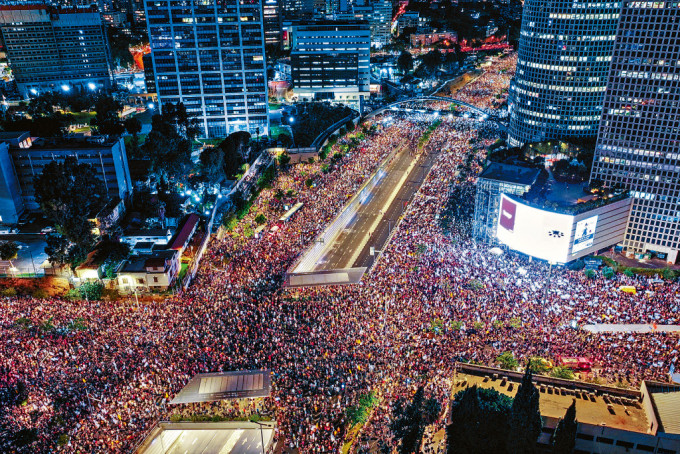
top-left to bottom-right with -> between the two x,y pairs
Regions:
288,116 -> 294,124
30,88 -> 38,95
148,102 -> 155,109
61,84 -> 70,92
87,82 -> 96,90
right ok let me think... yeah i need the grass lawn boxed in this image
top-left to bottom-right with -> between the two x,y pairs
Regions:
269,125 -> 291,140
178,263 -> 189,281
268,102 -> 281,110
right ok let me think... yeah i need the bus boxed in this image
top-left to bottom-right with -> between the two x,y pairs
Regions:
270,202 -> 304,234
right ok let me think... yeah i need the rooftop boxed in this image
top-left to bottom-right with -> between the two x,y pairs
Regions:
478,162 -> 541,186
8,135 -> 122,150
135,421 -> 275,454
167,213 -> 200,251
171,370 -> 272,405
119,250 -> 177,273
647,382 -> 680,435
455,363 -> 649,433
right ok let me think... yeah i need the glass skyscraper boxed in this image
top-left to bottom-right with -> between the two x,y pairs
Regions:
507,0 -> 621,147
590,1 -> 680,262
144,0 -> 269,138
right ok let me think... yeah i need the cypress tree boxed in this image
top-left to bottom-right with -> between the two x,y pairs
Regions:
552,399 -> 577,454
506,366 -> 542,453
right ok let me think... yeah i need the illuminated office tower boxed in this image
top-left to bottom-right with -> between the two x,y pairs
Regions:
590,1 -> 680,262
144,0 -> 269,138
0,3 -> 113,98
507,0 -> 621,147
263,0 -> 282,47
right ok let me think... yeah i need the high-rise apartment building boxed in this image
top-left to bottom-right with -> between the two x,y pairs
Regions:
590,1 -> 680,262
0,4 -> 113,98
291,21 -> 370,108
144,0 -> 269,138
507,0 -> 620,147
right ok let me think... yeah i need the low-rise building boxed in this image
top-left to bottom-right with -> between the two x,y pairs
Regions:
167,213 -> 200,255
116,249 -> 180,293
453,363 -> 680,454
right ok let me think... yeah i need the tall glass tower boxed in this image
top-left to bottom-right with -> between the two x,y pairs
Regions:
507,0 -> 621,147
144,0 -> 269,138
590,1 -> 680,262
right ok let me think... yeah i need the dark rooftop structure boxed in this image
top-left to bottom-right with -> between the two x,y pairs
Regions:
478,162 -> 541,186
171,370 -> 272,404
168,213 -> 200,252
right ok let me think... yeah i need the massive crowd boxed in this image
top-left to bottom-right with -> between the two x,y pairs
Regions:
1,52 -> 678,454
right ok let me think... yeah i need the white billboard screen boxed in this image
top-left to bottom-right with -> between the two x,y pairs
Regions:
496,195 -> 575,263
572,215 -> 598,253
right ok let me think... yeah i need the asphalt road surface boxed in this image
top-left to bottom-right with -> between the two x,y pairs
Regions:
313,141 -> 440,272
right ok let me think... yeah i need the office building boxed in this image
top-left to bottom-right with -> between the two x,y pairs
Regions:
0,132 -> 133,218
590,2 -> 680,262
291,21 -> 370,108
281,0 -> 314,20
263,0 -> 282,47
0,4 -> 113,99
144,0 -> 269,138
506,0 -> 621,147
370,0 -> 392,48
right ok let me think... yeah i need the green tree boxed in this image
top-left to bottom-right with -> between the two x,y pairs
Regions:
392,386 -> 425,454
447,386 -> 512,454
199,146 -> 226,183
141,103 -> 194,181
124,117 -> 143,156
551,400 -> 577,454
34,158 -> 104,266
423,397 -> 441,424
91,95 -> 124,136
44,234 -> 70,266
0,241 -> 19,261
277,152 -> 291,168
397,50 -> 414,73
550,366 -> 575,380
602,266 -> 615,279
506,367 -> 542,453
497,351 -> 519,371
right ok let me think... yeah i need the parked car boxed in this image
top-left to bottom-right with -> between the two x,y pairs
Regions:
40,226 -> 56,234
0,226 -> 19,234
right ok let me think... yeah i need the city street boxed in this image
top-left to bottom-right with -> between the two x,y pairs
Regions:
311,137 -> 440,272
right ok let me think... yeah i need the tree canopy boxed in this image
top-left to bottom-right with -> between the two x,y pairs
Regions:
506,367 -> 543,453
34,157 -> 105,267
139,102 -> 198,181
0,241 -> 19,261
447,386 -> 513,454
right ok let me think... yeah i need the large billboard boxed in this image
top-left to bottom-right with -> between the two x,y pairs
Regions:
495,194 -> 631,263
496,195 -> 574,263
572,216 -> 598,253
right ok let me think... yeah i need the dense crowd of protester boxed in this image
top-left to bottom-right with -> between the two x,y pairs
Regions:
1,52 -> 678,453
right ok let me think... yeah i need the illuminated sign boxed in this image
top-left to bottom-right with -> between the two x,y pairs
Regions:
572,215 -> 598,253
